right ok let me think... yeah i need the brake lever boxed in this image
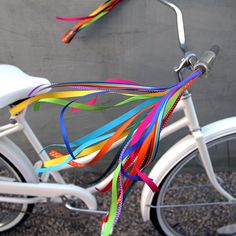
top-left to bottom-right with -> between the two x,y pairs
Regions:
174,52 -> 198,73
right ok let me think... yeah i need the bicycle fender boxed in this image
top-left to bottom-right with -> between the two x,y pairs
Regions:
140,116 -> 236,222
0,136 -> 39,183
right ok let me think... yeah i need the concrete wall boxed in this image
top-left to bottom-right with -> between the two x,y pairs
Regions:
0,0 -> 235,167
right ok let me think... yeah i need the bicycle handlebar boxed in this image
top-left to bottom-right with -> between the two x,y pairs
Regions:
193,45 -> 220,73
209,45 -> 220,56
157,0 -> 188,54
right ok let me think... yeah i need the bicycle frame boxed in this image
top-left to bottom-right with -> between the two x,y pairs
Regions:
0,91 -> 235,212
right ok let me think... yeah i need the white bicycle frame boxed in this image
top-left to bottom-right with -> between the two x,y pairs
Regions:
0,0 -> 235,224
0,92 -> 235,214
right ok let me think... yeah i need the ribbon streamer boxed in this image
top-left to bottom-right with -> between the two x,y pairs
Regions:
57,0 -> 125,43
9,71 -> 202,235
25,0 -> 203,233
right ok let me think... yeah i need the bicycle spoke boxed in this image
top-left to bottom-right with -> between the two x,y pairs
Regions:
148,201 -> 236,209
150,134 -> 236,235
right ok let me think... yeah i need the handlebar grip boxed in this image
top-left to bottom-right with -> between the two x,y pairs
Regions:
210,45 -> 220,56
194,45 -> 220,74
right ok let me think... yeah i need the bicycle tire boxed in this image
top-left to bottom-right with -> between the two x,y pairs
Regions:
150,132 -> 236,236
0,153 -> 34,233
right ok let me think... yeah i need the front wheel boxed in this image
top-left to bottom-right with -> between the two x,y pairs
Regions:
0,153 -> 34,233
150,133 -> 236,236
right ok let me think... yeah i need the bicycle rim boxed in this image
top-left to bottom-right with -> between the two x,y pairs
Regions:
150,133 -> 236,236
0,154 -> 32,232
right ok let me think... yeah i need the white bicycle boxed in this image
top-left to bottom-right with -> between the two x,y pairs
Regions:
0,0 -> 235,235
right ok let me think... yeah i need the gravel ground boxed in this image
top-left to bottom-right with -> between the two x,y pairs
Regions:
1,170 -> 160,236
1,164 -> 236,236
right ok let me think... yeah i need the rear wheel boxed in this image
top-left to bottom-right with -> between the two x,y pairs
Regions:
0,153 -> 34,233
150,133 -> 236,235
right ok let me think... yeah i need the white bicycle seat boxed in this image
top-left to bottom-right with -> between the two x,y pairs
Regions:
0,64 -> 51,109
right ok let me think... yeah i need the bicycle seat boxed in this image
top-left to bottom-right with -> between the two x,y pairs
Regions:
0,64 -> 51,109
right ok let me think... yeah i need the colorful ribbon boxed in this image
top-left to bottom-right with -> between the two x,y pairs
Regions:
57,0 -> 125,43
9,71 -> 202,235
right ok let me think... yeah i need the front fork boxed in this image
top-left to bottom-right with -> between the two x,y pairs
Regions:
182,93 -> 235,201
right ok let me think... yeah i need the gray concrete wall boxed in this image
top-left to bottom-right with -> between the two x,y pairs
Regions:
0,0 -> 235,166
